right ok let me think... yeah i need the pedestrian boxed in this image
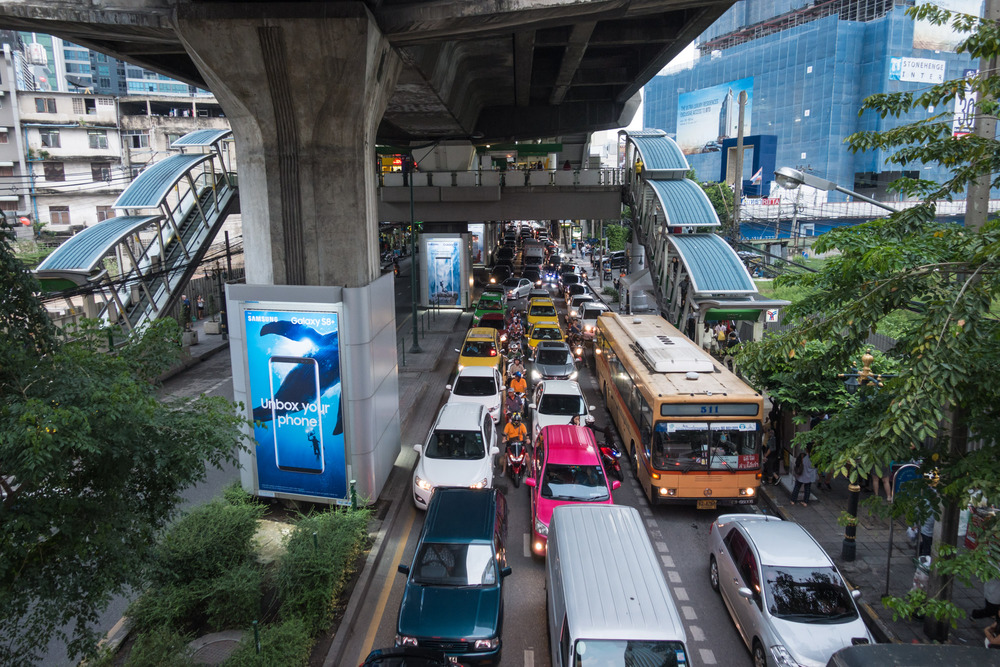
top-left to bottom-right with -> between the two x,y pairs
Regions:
562,159 -> 572,171
196,294 -> 205,319
972,568 -> 1000,620
789,446 -> 817,507
181,294 -> 192,331
762,426 -> 780,485
915,512 -> 935,557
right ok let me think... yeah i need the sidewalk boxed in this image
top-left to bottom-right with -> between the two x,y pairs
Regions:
159,316 -> 232,382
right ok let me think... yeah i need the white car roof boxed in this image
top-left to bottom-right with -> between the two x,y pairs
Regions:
433,402 -> 486,431
539,379 -> 584,395
455,366 -> 497,378
722,516 -> 832,567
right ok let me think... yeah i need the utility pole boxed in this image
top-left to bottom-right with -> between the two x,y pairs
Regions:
731,90 -> 748,242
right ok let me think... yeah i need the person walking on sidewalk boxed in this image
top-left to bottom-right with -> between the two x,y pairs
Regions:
790,446 -> 817,507
972,570 -> 1000,620
762,425 -> 781,486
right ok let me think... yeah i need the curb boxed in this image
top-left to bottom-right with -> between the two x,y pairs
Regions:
759,486 -> 899,645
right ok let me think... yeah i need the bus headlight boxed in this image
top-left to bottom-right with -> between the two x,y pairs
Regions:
740,487 -> 756,496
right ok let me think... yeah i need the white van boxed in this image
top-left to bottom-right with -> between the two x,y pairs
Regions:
546,504 -> 690,667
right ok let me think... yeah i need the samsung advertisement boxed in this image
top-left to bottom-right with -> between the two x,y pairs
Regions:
676,77 -> 753,156
421,234 -> 470,308
243,306 -> 348,501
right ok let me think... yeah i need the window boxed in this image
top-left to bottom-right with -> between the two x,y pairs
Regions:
65,63 -> 90,74
64,48 -> 89,61
35,97 -> 57,113
99,78 -> 111,88
124,131 -> 149,149
130,166 -> 144,179
0,166 -> 12,177
91,162 -> 112,181
0,130 -> 7,145
73,98 -> 97,115
49,206 -> 71,225
96,205 -> 113,222
166,133 -> 182,146
43,162 -> 65,182
39,129 -> 60,148
97,65 -> 110,76
0,200 -> 18,211
88,130 -> 108,150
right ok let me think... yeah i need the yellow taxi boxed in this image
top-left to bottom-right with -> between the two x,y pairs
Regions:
457,327 -> 504,377
525,320 -> 564,351
526,298 -> 559,330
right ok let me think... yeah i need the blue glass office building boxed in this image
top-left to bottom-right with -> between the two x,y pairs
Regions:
644,0 -> 984,202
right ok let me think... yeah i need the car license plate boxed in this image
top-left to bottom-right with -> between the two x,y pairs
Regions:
697,499 -> 717,510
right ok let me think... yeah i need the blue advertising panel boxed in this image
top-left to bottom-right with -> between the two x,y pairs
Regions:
244,308 -> 347,500
468,223 -> 485,265
676,77 -> 753,156
427,238 -> 463,307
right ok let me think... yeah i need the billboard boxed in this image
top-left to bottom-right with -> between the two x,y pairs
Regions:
468,223 -> 485,265
426,237 -> 464,307
676,77 -> 753,156
913,0 -> 982,52
243,306 -> 348,501
889,57 -> 946,84
953,68 -> 979,136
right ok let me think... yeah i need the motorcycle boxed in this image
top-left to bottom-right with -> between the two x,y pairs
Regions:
506,439 -> 527,488
599,439 -> 623,481
568,331 -> 584,362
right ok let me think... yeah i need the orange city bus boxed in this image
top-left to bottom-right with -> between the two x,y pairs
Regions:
595,313 -> 763,508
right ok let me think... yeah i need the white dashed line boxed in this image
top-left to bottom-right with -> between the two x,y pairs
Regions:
640,507 -> 653,517
673,587 -> 689,601
655,541 -> 669,553
689,625 -> 706,642
667,571 -> 681,583
646,518 -> 658,529
523,533 -> 530,558
699,648 -> 717,664
681,605 -> 697,620
524,649 -> 534,666
660,555 -> 675,568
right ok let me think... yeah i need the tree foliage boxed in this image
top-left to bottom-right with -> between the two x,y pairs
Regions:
737,3 -> 1000,622
0,218 -> 250,663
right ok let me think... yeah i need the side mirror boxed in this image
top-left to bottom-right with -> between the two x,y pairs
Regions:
454,348 -> 461,353
851,589 -> 862,601
413,444 -> 423,455
500,566 -> 513,578
529,403 -> 537,410
585,415 -> 595,424
397,564 -> 410,575
588,405 -> 596,412
738,587 -> 755,600
445,384 -> 453,392
611,480 -> 621,490
524,477 -> 536,487
489,446 -> 500,457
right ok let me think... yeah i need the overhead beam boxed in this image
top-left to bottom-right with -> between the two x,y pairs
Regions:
549,21 -> 595,105
514,30 -> 535,107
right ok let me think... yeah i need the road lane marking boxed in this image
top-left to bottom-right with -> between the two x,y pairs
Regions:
668,571 -> 681,583
358,506 -> 417,664
661,555 -> 675,568
674,587 -> 689,601
699,648 -> 717,664
524,532 -> 530,558
204,377 -> 230,395
645,519 -> 657,530
524,649 -> 534,666
640,507 -> 652,517
689,625 -> 705,642
682,605 -> 697,620
655,540 -> 669,553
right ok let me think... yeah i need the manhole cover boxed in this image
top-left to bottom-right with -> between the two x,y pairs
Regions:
189,631 -> 245,665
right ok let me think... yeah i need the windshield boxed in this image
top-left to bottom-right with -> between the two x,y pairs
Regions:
562,274 -> 580,285
425,429 -> 486,459
574,640 -> 688,666
539,393 -> 585,415
530,304 -> 557,317
541,464 -> 608,501
537,350 -> 572,365
461,341 -> 497,358
454,375 -> 497,397
763,566 -> 859,623
412,542 -> 497,587
650,422 -> 760,472
532,327 -> 563,341
477,300 -> 503,311
502,278 -> 520,288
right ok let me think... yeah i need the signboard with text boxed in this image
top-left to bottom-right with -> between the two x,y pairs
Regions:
889,57 -> 946,84
676,77 -> 753,156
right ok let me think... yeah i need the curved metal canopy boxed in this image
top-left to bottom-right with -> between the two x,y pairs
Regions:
114,153 -> 214,209
667,234 -> 757,295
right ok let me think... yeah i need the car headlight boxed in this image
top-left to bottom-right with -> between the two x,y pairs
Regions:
531,370 -> 541,380
534,517 -> 549,536
414,475 -> 433,491
569,370 -> 578,380
474,637 -> 500,651
471,477 -> 488,489
396,634 -> 418,647
770,645 -> 801,667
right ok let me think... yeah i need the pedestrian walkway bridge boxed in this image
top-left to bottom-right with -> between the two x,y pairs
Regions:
34,129 -> 239,333
618,130 -> 788,347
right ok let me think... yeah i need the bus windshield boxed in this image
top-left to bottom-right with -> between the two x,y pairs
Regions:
650,422 -> 759,472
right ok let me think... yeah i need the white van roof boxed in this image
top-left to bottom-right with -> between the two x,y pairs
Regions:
550,504 -> 687,643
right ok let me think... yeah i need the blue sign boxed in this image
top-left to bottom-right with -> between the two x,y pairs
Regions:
245,309 -> 347,500
893,463 -> 921,496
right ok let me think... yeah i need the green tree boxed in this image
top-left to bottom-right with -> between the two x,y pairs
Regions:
737,4 -> 1000,629
605,223 -> 631,252
688,169 -> 734,229
0,218 -> 250,663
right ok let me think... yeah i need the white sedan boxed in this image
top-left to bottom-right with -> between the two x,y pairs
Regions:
528,379 -> 595,440
446,366 -> 503,424
502,277 -> 533,300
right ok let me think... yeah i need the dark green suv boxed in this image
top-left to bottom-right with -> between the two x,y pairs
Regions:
395,488 -> 510,666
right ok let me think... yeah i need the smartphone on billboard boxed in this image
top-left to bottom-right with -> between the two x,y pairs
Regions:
268,356 -> 325,474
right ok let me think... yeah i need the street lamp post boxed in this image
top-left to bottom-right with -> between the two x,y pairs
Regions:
838,348 -> 890,562
407,155 -> 422,354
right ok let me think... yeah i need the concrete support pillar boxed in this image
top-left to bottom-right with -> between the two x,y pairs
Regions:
175,4 -> 402,287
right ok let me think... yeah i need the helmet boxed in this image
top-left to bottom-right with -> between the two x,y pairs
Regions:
515,371 -> 522,378
512,413 -> 522,423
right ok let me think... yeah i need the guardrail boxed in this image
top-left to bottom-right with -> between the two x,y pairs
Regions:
379,167 -> 622,188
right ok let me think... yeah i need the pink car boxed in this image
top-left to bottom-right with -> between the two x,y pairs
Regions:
525,425 -> 620,556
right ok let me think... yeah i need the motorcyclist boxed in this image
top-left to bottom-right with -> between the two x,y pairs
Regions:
509,370 -> 527,394
507,355 -> 525,378
567,316 -> 582,338
503,387 -> 524,421
501,412 -> 527,473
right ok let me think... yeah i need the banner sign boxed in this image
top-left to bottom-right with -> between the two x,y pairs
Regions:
244,307 -> 348,501
676,77 -> 753,156
426,238 -> 463,307
913,0 -> 982,53
953,68 -> 978,136
889,57 -> 946,83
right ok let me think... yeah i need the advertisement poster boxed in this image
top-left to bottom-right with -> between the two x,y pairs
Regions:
244,308 -> 347,500
953,68 -> 978,136
913,0 -> 982,52
427,238 -> 462,306
468,223 -> 485,265
889,57 -> 946,83
676,77 -> 753,155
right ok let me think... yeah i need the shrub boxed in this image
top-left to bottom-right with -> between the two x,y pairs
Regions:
204,562 -> 264,631
124,627 -> 195,667
275,509 -> 370,636
223,618 -> 311,667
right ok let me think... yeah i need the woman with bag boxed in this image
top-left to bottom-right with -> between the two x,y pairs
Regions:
789,446 -> 817,507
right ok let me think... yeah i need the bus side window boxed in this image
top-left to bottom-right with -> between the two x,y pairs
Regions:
639,395 -> 652,445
